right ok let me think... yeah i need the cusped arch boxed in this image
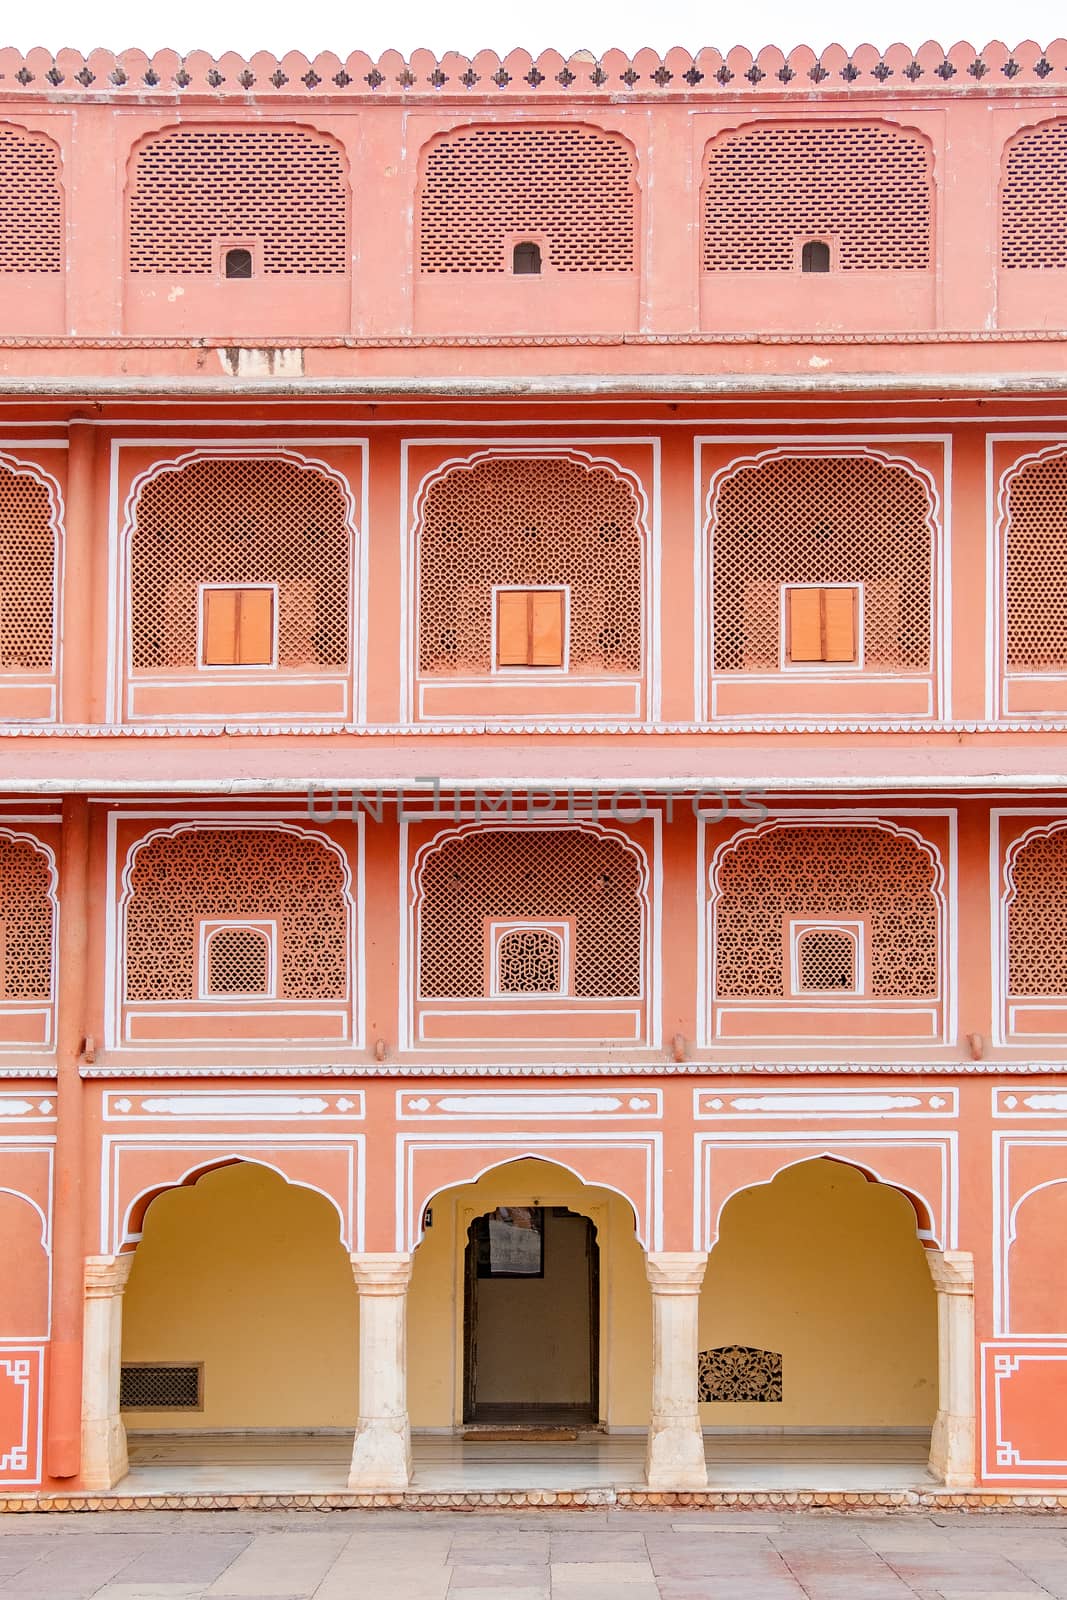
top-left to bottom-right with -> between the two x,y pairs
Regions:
705,446 -> 939,677
997,446 -> 1067,676
1003,819 -> 1067,997
1000,117 -> 1067,270
417,122 -> 639,275
1005,1177 -> 1067,1334
121,1155 -> 349,1253
0,828 -> 57,1003
710,1153 -> 940,1251
710,817 -> 943,1001
0,1187 -> 50,1338
125,122 -> 350,276
123,447 -> 358,678
413,819 -> 649,1000
414,449 -> 648,678
0,452 -> 63,678
412,1153 -> 644,1251
0,122 -> 64,274
120,821 -> 353,1004
701,118 -> 933,273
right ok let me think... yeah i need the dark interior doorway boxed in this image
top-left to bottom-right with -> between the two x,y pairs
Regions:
463,1205 -> 599,1425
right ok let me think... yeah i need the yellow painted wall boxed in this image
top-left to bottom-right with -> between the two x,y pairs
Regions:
698,1159 -> 938,1428
475,1210 -> 591,1405
121,1161 -> 359,1429
407,1158 -> 650,1428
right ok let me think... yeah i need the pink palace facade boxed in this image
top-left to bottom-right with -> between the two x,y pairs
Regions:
0,37 -> 1066,1507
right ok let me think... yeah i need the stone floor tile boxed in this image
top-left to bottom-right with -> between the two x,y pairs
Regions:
446,1565 -> 550,1588
550,1533 -> 649,1560
111,1536 -> 253,1586
447,1590 -> 548,1600
550,1559 -> 657,1584
201,1532 -> 348,1597
550,1588 -> 660,1600
315,1567 -> 451,1600
85,1587 -> 207,1599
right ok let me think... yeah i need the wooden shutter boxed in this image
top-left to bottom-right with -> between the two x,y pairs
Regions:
202,588 -> 274,666
497,591 -> 530,666
202,588 -> 239,665
497,590 -> 565,667
822,587 -> 857,662
787,587 -> 823,662
530,591 -> 564,666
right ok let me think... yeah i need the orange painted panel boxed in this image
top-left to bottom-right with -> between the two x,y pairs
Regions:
715,1007 -> 939,1040
985,1347 -> 1067,1476
1008,1182 -> 1067,1334
419,1007 -> 642,1042
0,1348 -> 43,1486
0,1193 -> 48,1338
125,1009 -> 348,1043
712,677 -> 932,719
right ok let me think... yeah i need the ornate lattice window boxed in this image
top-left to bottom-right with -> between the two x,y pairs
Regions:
419,828 -> 642,998
127,126 -> 348,275
0,835 -> 53,1000
1003,451 -> 1067,672
1002,121 -> 1067,269
203,923 -> 273,996
795,926 -> 858,993
125,828 -> 347,1001
128,457 -> 351,673
418,457 -> 642,676
714,825 -> 938,1000
0,462 -> 56,672
495,926 -> 565,994
710,454 -> 933,674
1007,828 -> 1067,995
0,125 -> 62,273
419,126 -> 636,273
703,123 -> 932,272
699,1347 -> 783,1403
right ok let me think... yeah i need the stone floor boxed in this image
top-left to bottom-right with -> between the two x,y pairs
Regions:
2,1506 -> 1067,1598
122,1431 -> 933,1494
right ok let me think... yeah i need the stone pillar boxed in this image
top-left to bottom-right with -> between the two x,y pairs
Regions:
348,1252 -> 413,1491
926,1248 -> 976,1488
645,1251 -> 709,1491
81,1254 -> 134,1490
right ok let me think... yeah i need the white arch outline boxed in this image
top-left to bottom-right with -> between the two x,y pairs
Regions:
0,1185 -> 52,1341
701,443 -> 942,721
995,444 -> 1067,714
408,446 -> 653,722
116,819 -> 355,1020
1000,818 -> 1067,1028
0,451 -> 65,707
0,827 -> 59,1018
117,445 -> 361,722
119,1152 -> 349,1253
1004,1176 -> 1067,1336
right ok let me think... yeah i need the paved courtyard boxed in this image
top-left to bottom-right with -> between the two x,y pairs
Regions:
2,1508 -> 1067,1599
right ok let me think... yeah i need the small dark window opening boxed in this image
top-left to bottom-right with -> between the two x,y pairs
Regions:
513,241 -> 542,275
224,248 -> 253,279
801,239 -> 831,274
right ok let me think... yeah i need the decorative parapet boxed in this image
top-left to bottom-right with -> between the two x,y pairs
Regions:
0,41 -> 1066,100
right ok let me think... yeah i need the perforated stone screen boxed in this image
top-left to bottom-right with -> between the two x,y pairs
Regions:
0,464 -> 55,672
127,126 -> 348,274
128,457 -> 351,672
703,123 -> 932,272
206,926 -> 271,995
418,457 -> 642,676
1003,452 -> 1067,671
419,125 -> 636,273
125,829 -> 347,1001
1002,121 -> 1067,268
419,829 -> 642,998
0,836 -> 52,1000
1008,828 -> 1067,995
120,1364 -> 202,1410
710,454 -> 933,673
715,826 -> 938,999
0,126 -> 62,273
797,927 -> 856,992
497,928 -> 563,994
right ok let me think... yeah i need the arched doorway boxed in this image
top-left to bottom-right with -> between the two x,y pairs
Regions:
120,1161 -> 357,1432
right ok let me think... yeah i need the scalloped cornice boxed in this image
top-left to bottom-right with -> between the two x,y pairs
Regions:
2,41 -> 1067,100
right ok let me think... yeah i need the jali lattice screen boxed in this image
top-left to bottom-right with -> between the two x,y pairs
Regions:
128,456 -> 351,672
1003,451 -> 1067,672
0,463 -> 56,672
710,454 -> 933,673
703,123 -> 932,272
419,828 -> 642,998
714,825 -> 938,998
206,926 -> 271,995
0,125 -> 62,273
127,126 -> 348,274
0,835 -> 53,1000
125,828 -> 347,1000
1008,828 -> 1067,995
797,927 -> 856,991
418,457 -> 642,675
1002,121 -> 1067,269
419,125 -> 636,273
496,928 -> 563,994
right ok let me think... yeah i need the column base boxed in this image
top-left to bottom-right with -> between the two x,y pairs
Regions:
929,1409 -> 976,1488
80,1416 -> 128,1492
347,1417 -> 413,1491
645,1422 -> 709,1491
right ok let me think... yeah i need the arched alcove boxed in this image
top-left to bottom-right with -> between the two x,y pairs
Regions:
1008,1180 -> 1067,1334
0,1190 -> 48,1339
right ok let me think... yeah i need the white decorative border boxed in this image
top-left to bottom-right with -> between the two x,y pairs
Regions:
0,1141 -> 54,1341
397,1087 -> 662,1119
984,1343 -> 1067,1478
103,1089 -> 365,1121
0,1348 -> 44,1485
994,811 -> 1067,1046
993,1130 -> 1067,1338
695,1087 -> 959,1119
0,827 -> 58,1056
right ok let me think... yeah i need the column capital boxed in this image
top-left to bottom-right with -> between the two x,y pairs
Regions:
926,1248 -> 975,1295
84,1253 -> 135,1298
349,1251 -> 414,1294
645,1250 -> 709,1293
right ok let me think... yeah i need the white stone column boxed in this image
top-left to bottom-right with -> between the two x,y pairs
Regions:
81,1253 -> 134,1490
645,1251 -> 709,1491
348,1252 -> 414,1491
926,1248 -> 976,1488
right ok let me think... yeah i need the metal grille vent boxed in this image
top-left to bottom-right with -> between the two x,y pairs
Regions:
1002,120 -> 1067,269
0,125 -> 62,273
120,1363 -> 202,1410
0,462 -> 57,671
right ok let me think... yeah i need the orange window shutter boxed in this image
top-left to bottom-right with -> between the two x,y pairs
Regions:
497,591 -> 530,666
202,588 -> 239,665
787,588 -> 822,662
237,588 -> 274,665
530,590 -> 564,666
822,587 -> 858,662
